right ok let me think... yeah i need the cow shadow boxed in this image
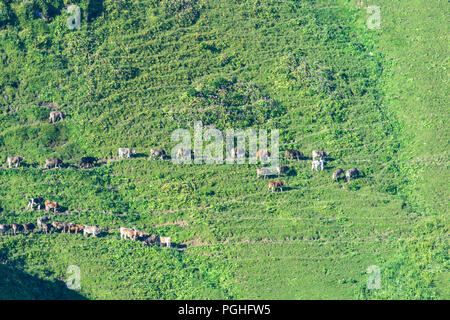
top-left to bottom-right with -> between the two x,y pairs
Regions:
280,186 -> 294,192
133,152 -> 148,158
174,243 -> 187,250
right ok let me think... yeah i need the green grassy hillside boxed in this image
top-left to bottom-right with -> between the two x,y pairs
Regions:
0,0 -> 447,299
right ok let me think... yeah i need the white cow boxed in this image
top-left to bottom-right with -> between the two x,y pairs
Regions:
118,148 -> 136,159
312,159 -> 324,171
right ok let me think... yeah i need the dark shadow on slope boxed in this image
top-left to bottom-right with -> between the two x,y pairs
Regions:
0,264 -> 87,300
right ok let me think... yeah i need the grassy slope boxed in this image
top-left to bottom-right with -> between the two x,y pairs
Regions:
0,0 -> 447,299
357,0 -> 449,299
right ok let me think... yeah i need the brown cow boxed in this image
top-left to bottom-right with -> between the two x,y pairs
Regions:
49,111 -> 65,123
7,156 -> 23,168
285,149 -> 303,161
150,149 -> 167,160
67,224 -> 84,234
332,168 -> 345,182
257,167 -> 276,179
11,223 -> 24,235
45,158 -> 63,169
0,224 -> 11,236
23,223 -> 36,234
52,221 -> 70,233
345,168 -> 360,182
268,181 -> 285,192
277,166 -> 289,177
120,227 -> 139,240
45,200 -> 59,213
142,234 -> 161,247
159,236 -> 171,248
41,223 -> 52,234
256,149 -> 271,162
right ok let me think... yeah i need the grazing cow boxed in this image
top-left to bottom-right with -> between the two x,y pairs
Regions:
83,225 -> 101,237
312,150 -> 329,160
67,224 -> 84,234
23,223 -> 36,234
41,223 -> 52,234
142,234 -> 161,247
27,197 -> 44,210
7,156 -> 23,168
118,148 -> 136,159
332,168 -> 345,182
45,158 -> 63,169
257,167 -> 276,179
256,149 -> 271,162
177,148 -> 193,160
0,224 -> 11,236
37,216 -> 50,229
136,230 -> 149,240
150,149 -> 167,160
268,181 -> 285,192
312,159 -> 325,171
45,200 -> 59,213
120,227 -> 140,240
49,111 -> 65,123
80,157 -> 97,169
230,148 -> 246,159
285,149 -> 303,161
52,221 -> 70,233
277,166 -> 289,177
345,168 -> 360,182
11,223 -> 24,235
159,236 -> 171,248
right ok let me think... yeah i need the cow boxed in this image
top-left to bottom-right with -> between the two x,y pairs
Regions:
136,230 -> 149,240
49,111 -> 65,123
37,216 -> 50,229
23,223 -> 36,234
177,148 -> 193,160
257,167 -> 276,179
7,156 -> 23,168
268,181 -> 285,192
120,227 -> 140,240
150,149 -> 167,160
45,158 -> 63,169
285,149 -> 303,161
67,224 -> 84,234
229,148 -> 246,159
118,148 -> 136,159
11,223 -> 24,235
345,168 -> 360,182
27,197 -> 44,210
83,225 -> 102,237
52,221 -> 70,233
277,166 -> 289,177
256,149 -> 271,162
142,234 -> 161,247
159,236 -> 171,248
312,159 -> 324,171
41,223 -> 52,234
45,200 -> 59,213
312,150 -> 328,160
0,224 -> 11,236
79,157 -> 97,169
332,168 -> 345,182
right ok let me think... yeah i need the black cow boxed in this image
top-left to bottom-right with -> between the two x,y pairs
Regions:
80,157 -> 97,169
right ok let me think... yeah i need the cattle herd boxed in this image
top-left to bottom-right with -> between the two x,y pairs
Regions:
0,217 -> 171,248
1,111 -> 362,246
